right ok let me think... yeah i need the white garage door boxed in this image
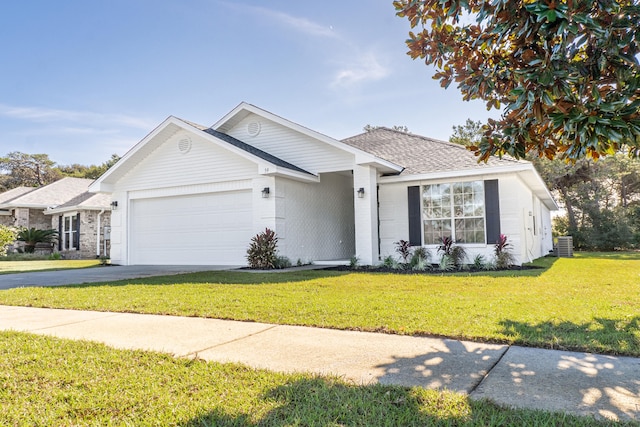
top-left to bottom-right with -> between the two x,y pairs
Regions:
129,190 -> 252,265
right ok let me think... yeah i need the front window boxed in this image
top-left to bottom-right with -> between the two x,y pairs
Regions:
63,214 -> 78,250
423,181 -> 485,244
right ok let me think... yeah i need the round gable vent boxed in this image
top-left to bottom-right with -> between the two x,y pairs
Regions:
247,121 -> 261,137
177,137 -> 192,154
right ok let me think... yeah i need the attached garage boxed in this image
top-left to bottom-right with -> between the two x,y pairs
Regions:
129,190 -> 253,265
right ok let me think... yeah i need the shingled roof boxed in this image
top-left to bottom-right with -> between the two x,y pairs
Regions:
0,177 -> 95,209
342,127 -> 524,175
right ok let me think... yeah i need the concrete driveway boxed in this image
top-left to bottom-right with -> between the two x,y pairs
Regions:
0,265 -> 238,290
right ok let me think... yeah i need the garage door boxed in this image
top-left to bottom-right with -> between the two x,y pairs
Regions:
129,190 -> 252,265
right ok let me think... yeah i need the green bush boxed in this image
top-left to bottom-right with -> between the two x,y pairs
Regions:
246,228 -> 278,269
0,225 -> 18,257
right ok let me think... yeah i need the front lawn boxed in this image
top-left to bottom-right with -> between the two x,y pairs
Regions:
1,253 -> 638,356
0,259 -> 101,274
0,331 -> 618,426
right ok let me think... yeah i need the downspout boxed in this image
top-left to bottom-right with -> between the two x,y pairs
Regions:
96,209 -> 105,258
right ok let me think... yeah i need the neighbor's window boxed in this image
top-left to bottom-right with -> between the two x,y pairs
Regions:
422,181 -> 485,244
63,213 -> 78,250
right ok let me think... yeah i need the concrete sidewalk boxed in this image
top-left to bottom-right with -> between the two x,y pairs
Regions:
1,305 -> 639,422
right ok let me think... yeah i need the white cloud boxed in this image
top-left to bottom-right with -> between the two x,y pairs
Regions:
225,3 -> 338,39
331,52 -> 390,88
0,104 -> 155,130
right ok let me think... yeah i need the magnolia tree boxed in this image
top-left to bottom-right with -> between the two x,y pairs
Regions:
394,0 -> 640,161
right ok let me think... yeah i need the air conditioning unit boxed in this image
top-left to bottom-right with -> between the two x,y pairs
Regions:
556,236 -> 573,258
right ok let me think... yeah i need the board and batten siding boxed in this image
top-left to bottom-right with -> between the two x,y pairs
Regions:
275,173 -> 355,263
225,113 -> 355,174
114,130 -> 257,192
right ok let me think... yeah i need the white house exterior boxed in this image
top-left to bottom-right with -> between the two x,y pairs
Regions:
89,102 -> 557,266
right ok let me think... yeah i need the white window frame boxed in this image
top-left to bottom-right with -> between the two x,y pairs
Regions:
421,180 -> 487,246
62,212 -> 79,251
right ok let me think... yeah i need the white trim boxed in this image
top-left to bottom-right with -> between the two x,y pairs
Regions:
213,102 -> 404,174
127,180 -> 253,200
45,205 -> 110,215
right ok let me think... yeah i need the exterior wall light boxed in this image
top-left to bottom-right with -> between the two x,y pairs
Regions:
110,201 -> 118,210
261,187 -> 270,198
357,187 -> 365,198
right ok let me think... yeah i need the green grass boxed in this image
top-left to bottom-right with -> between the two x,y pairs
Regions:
1,253 -> 638,356
0,259 -> 101,274
0,331 -> 622,426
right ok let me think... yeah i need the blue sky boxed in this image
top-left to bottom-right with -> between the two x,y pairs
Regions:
0,1 -> 498,166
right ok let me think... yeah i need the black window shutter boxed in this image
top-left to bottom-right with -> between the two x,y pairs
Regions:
75,213 -> 81,250
484,180 -> 501,245
407,186 -> 422,246
58,215 -> 62,251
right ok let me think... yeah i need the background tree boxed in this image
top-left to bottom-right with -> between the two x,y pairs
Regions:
449,119 -> 483,147
395,0 -> 640,161
56,154 -> 120,179
0,152 -> 61,190
363,125 -> 410,133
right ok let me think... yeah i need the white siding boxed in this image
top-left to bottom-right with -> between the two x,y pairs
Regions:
276,173 -> 355,262
115,130 -> 257,192
378,173 -> 554,265
226,113 -> 355,174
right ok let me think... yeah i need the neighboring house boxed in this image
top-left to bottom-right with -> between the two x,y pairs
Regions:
0,177 -> 111,258
89,102 -> 557,266
0,187 -> 36,226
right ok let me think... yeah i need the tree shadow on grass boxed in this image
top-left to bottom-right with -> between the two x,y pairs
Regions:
499,317 -> 640,357
185,377 -> 471,427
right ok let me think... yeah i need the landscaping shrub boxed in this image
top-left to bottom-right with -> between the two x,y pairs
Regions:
16,228 -> 58,253
246,228 -> 278,269
494,234 -> 516,269
394,239 -> 412,263
0,225 -> 18,257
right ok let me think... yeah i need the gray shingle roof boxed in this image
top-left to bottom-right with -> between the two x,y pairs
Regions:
201,127 -> 314,176
48,191 -> 111,212
342,127 -> 524,175
0,177 -> 94,208
0,186 -> 36,204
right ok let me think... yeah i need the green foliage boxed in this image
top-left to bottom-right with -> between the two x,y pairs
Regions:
437,237 -> 467,268
56,154 -> 121,179
246,228 -> 278,269
534,154 -> 640,250
410,246 -> 431,270
273,255 -> 292,269
449,119 -> 484,147
349,256 -> 360,269
0,225 -> 18,257
0,152 -> 60,190
48,253 -> 62,260
395,0 -> 640,161
472,254 -> 486,270
382,255 -> 400,270
16,228 -> 58,253
438,254 -> 456,272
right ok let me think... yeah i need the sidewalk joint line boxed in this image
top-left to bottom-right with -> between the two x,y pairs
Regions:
184,325 -> 279,358
30,312 -> 123,332
468,345 -> 511,395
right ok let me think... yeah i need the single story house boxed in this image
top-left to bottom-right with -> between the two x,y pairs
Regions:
0,177 -> 111,258
89,102 -> 557,266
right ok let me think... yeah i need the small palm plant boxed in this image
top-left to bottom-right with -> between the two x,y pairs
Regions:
16,228 -> 58,253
